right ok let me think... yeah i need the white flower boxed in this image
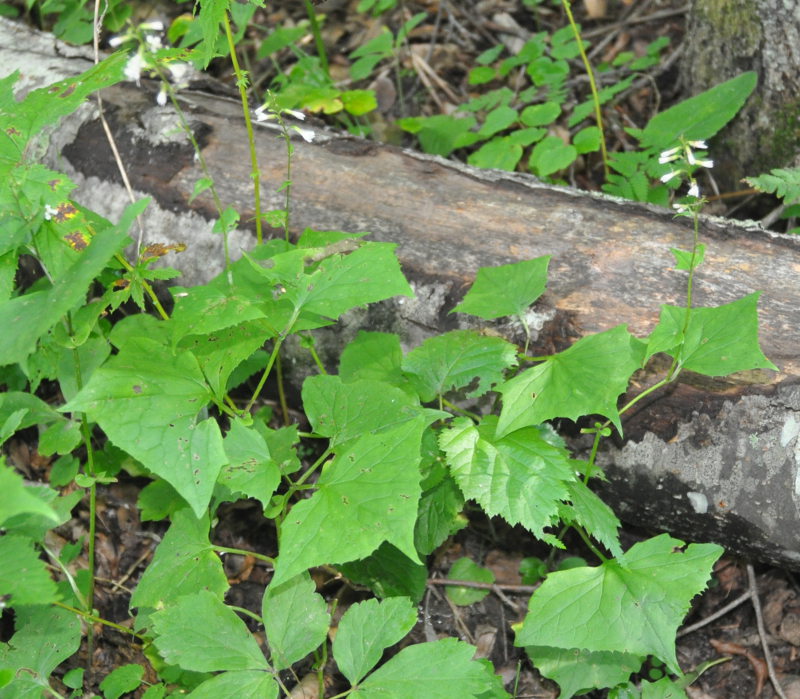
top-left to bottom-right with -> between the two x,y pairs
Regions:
145,34 -> 163,50
140,20 -> 164,32
687,181 -> 700,198
292,125 -> 315,142
156,85 -> 168,106
672,201 -> 691,214
687,139 -> 708,149
43,204 -> 58,220
167,62 -> 189,83
254,105 -> 275,122
659,146 -> 680,164
660,170 -> 680,183
285,109 -> 306,121
124,52 -> 144,84
694,158 -> 714,169
108,35 -> 128,48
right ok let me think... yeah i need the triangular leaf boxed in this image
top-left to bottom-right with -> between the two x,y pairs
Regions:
130,509 -> 228,614
62,337 -> 225,516
453,257 -> 550,320
272,418 -> 428,586
152,590 -> 269,673
352,638 -> 507,698
402,330 -> 518,402
219,419 -> 281,509
333,597 -> 417,685
497,325 -> 642,437
514,534 -> 723,674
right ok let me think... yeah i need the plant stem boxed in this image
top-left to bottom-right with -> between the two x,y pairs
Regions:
560,0 -> 609,177
223,11 -> 263,244
213,545 -> 275,565
304,0 -> 329,76
245,337 -> 284,413
53,601 -> 145,640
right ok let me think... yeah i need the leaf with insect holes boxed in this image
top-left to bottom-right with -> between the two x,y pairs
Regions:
219,419 -> 281,509
61,336 -> 225,517
497,325 -> 644,437
152,590 -> 269,672
130,509 -> 228,612
271,417 -> 429,587
0,213 -> 130,366
645,293 -> 778,374
453,256 -> 550,320
402,330 -> 518,402
440,416 -> 574,544
514,534 -> 723,675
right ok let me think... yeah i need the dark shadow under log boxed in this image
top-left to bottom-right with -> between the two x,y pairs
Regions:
4,17 -> 800,568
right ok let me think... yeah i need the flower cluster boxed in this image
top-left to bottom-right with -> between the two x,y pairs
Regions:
110,20 -> 189,106
657,139 -> 714,214
254,103 -> 315,143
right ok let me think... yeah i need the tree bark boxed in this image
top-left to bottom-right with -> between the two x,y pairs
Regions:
682,0 -> 800,192
4,17 -> 800,569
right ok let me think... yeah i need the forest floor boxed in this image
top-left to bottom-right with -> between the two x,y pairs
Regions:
7,0 -> 797,697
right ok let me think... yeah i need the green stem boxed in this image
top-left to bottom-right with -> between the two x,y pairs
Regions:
228,604 -> 265,624
53,601 -> 145,640
302,334 -> 328,375
245,337 -> 284,413
289,447 -> 333,492
223,11 -> 263,244
560,0 -> 609,177
275,351 -> 291,426
304,0 -> 329,76
213,545 -> 275,565
441,397 -> 481,421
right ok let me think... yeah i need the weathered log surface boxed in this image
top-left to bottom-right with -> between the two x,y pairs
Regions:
5,17 -> 800,569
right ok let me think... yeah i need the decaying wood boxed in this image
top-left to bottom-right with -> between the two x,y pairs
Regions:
4,17 -> 800,569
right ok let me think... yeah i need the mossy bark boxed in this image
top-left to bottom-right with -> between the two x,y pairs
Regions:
683,0 -> 800,191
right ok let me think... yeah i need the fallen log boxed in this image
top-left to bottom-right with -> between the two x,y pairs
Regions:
4,17 -> 800,569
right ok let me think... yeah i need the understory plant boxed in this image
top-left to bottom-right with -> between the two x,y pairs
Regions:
0,5 -> 779,699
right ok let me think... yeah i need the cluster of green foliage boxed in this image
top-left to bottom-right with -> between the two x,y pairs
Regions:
0,1 -> 784,698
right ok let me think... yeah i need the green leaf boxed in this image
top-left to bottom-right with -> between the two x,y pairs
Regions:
497,325 -> 643,436
746,166 -> 800,205
397,114 -> 478,157
99,664 -> 145,699
573,126 -> 601,154
62,336 -> 226,517
152,590 -> 269,672
670,245 -> 706,271
520,102 -> 561,127
440,416 -> 574,543
477,105 -> 518,138
529,136 -> 578,177
414,474 -> 467,555
339,331 -> 411,392
0,217 -> 128,366
0,535 -> 59,606
130,509 -> 228,614
262,572 -> 330,670
334,597 -> 417,685
639,72 -> 757,149
341,89 -> 378,116
467,137 -> 523,171
514,534 -> 723,674
469,66 -> 497,85
0,461 -> 59,526
526,646 -> 643,699
453,256 -> 550,320
287,242 -> 413,326
272,417 -> 428,586
339,543 -> 429,602
220,419 -> 281,510
187,671 -> 278,698
446,557 -> 494,606
169,285 -> 269,346
351,638 -> 507,698
560,478 -> 623,559
402,330 -> 517,402
302,375 -> 433,446
0,606 -> 80,695
646,294 -> 778,375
